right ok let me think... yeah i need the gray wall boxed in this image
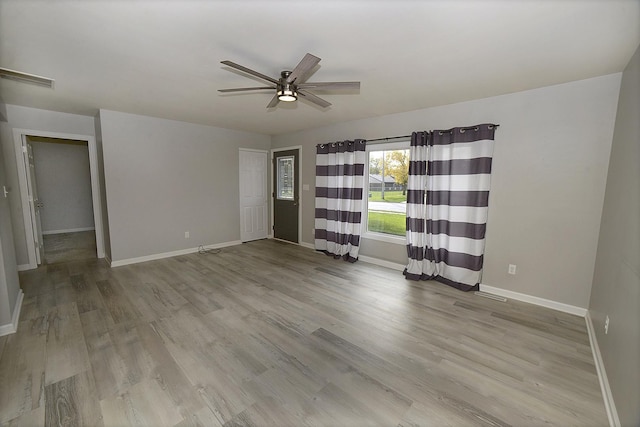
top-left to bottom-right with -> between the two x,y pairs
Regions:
31,138 -> 94,234
98,109 -> 271,262
272,73 -> 621,309
0,104 -> 95,266
589,44 -> 640,427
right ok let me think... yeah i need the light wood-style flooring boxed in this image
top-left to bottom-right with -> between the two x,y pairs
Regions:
43,231 -> 97,265
0,239 -> 608,426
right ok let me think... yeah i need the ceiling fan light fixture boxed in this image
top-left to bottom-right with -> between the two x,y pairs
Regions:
277,88 -> 297,102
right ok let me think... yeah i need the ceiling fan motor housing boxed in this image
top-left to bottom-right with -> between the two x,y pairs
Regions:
278,71 -> 297,101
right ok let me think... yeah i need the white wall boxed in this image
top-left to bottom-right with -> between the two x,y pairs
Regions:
98,109 -> 271,262
31,139 -> 94,234
272,74 -> 621,309
589,44 -> 640,427
0,104 -> 96,266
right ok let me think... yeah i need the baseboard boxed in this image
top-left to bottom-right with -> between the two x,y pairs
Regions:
42,227 -> 95,235
110,240 -> 242,267
17,263 -> 34,271
104,254 -> 112,267
0,289 -> 24,337
479,284 -> 587,317
299,241 -> 315,250
358,255 -> 406,271
585,311 -> 620,427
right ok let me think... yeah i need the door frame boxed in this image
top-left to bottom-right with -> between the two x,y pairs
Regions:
270,145 -> 302,245
13,128 -> 105,269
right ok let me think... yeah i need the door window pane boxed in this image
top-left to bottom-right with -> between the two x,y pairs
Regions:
277,156 -> 294,200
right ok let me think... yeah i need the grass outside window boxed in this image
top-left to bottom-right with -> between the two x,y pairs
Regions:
367,211 -> 405,236
368,191 -> 407,203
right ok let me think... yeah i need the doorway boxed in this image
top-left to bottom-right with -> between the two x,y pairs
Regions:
30,136 -> 97,264
13,128 -> 105,269
272,147 -> 301,243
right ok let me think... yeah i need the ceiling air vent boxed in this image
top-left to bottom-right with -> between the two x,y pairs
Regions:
0,67 -> 54,89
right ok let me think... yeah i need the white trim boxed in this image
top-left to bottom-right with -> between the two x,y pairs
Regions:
13,131 -> 36,267
12,129 -> 106,267
17,264 -> 32,272
585,311 -> 620,427
239,147 -> 270,153
110,240 -> 241,267
104,254 -> 112,267
0,289 -> 24,336
362,232 -> 405,245
42,227 -> 95,235
270,145 -> 303,245
358,254 -> 406,271
86,134 -> 106,259
479,284 -> 587,317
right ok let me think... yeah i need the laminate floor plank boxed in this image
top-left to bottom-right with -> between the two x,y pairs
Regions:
80,309 -> 132,400
100,377 -> 184,427
44,370 -> 103,427
44,302 -> 91,386
0,319 -> 47,424
69,273 -> 107,314
96,278 -> 142,325
6,406 -> 45,427
3,239 -> 609,426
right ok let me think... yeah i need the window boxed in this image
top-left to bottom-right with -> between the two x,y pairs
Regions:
364,141 -> 410,242
277,156 -> 294,200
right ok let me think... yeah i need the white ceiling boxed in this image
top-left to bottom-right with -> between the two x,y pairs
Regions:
1,0 -> 639,136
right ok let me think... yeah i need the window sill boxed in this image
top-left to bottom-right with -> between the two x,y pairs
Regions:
362,232 -> 406,245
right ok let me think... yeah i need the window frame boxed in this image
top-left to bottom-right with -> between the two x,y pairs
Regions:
362,140 -> 411,244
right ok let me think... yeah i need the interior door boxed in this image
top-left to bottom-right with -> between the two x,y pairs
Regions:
273,149 -> 299,243
23,137 -> 44,264
239,149 -> 268,242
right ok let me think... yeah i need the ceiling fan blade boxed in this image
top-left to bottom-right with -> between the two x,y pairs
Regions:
286,53 -> 321,84
297,81 -> 360,90
266,94 -> 280,108
221,60 -> 279,85
218,86 -> 275,93
298,90 -> 331,108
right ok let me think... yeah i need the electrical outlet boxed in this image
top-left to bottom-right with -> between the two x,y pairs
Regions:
508,264 -> 517,275
184,231 -> 190,239
604,315 -> 610,334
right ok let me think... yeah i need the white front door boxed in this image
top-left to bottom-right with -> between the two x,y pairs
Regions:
239,149 -> 268,242
23,137 -> 44,264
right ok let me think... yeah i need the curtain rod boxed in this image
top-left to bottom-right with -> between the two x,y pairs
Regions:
366,124 -> 500,145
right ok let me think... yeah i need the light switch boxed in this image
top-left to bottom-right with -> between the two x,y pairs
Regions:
303,184 -> 310,191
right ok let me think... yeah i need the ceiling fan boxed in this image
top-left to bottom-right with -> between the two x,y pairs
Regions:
219,53 -> 360,108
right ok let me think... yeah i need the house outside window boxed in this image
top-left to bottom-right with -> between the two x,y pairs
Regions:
364,141 -> 410,243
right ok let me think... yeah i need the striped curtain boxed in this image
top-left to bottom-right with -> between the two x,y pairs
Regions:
404,124 -> 497,291
315,139 -> 366,262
